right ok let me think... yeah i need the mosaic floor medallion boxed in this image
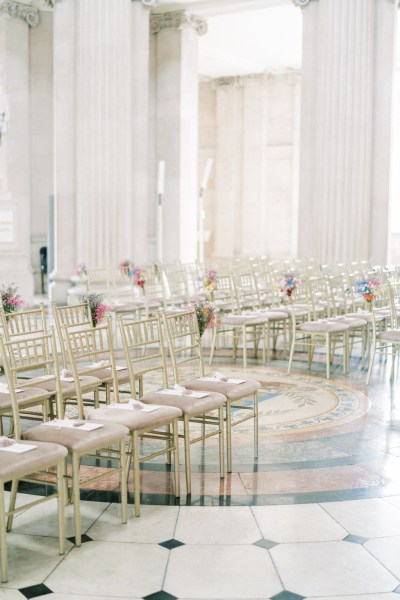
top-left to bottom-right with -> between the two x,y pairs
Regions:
202,368 -> 370,435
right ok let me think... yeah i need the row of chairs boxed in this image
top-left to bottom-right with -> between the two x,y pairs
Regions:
0,302 -> 260,582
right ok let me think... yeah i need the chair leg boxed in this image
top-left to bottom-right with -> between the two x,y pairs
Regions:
253,392 -> 259,460
132,431 -> 141,518
6,479 -> 18,532
218,406 -> 225,480
166,423 -> 172,465
226,401 -> 233,473
56,461 -> 66,555
0,483 -> 8,583
287,335 -> 295,375
172,420 -> 180,498
119,439 -> 128,524
72,453 -> 82,546
326,334 -> 331,379
242,326 -> 247,368
183,416 -> 191,495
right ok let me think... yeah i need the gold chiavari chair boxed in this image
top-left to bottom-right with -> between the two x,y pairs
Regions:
116,313 -> 225,495
162,308 -> 261,473
69,319 -> 181,517
0,342 -> 67,583
11,327 -> 129,546
52,301 -> 133,404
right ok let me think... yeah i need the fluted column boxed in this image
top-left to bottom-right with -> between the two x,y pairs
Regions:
0,2 -> 38,302
151,11 -> 206,263
241,74 -> 267,257
131,0 -> 151,264
75,0 -> 132,267
52,0 -> 149,301
296,0 -> 397,264
213,77 -> 243,258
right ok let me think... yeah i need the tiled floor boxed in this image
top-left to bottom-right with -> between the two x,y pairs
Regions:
2,349 -> 400,598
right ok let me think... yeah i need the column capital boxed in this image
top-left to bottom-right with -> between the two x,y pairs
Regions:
292,0 -> 312,8
150,10 -> 207,36
0,0 -> 40,27
132,0 -> 157,6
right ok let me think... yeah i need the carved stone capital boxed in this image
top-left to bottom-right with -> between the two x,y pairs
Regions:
292,0 -> 312,7
151,10 -> 207,36
0,0 -> 40,26
132,0 -> 157,6
212,76 -> 242,89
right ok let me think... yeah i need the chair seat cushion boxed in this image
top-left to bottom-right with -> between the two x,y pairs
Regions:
377,330 -> 400,342
0,441 -> 68,482
344,311 -> 373,323
86,404 -> 182,431
22,421 -> 128,453
184,378 -> 260,401
0,387 -> 51,411
329,317 -> 367,329
297,320 -> 349,333
249,310 -> 290,322
219,315 -> 268,326
140,390 -> 226,416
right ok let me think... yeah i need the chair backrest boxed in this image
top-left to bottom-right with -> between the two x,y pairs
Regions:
63,319 -> 116,417
231,271 -> 259,311
0,329 -> 61,438
118,313 -> 168,399
0,304 -> 48,341
162,309 -> 205,385
52,301 -> 93,368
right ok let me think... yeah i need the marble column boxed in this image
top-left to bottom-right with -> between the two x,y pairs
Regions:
131,0 -> 151,264
213,77 -> 243,258
296,0 -> 397,265
52,0 -> 151,301
0,1 -> 39,303
151,10 -> 206,264
241,74 -> 267,257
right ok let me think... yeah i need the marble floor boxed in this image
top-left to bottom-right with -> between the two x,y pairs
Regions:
2,348 -> 400,599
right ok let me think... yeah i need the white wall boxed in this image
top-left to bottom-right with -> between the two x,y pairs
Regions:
198,71 -> 300,261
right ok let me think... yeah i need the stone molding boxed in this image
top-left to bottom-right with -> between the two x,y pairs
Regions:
292,0 -> 312,7
150,10 -> 207,36
0,0 -> 40,26
132,0 -> 157,6
212,74 -> 266,88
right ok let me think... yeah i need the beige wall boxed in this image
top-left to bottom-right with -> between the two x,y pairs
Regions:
198,71 -> 300,262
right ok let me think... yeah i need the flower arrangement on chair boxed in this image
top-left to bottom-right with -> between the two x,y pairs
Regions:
355,278 -> 381,303
119,259 -> 133,276
75,263 -> 87,279
1,284 -> 25,314
132,267 -> 146,289
192,298 -> 217,337
79,292 -> 111,326
200,269 -> 217,297
277,273 -> 301,298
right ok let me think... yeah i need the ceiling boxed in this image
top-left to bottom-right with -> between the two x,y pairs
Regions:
156,0 -> 302,78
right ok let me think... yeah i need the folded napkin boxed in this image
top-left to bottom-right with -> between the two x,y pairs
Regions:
92,360 -> 111,368
60,369 -> 75,382
199,373 -> 245,385
0,437 -> 37,453
107,399 -> 160,412
0,382 -> 23,393
0,436 -> 15,448
214,371 -> 229,382
44,419 -> 103,431
157,386 -> 209,399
